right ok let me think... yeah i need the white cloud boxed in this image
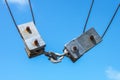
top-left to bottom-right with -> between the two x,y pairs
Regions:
7,0 -> 28,6
106,67 -> 120,80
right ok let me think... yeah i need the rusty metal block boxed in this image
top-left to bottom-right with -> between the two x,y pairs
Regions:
18,21 -> 46,58
64,28 -> 102,62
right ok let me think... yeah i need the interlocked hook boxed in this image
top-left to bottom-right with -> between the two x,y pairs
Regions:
44,51 -> 68,63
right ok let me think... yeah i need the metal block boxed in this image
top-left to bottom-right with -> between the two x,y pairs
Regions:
64,28 -> 102,62
18,21 -> 46,58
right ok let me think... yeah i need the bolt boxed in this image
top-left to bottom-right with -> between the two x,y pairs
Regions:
73,46 -> 77,51
34,40 -> 39,46
26,26 -> 32,34
90,35 -> 96,44
90,35 -> 94,41
72,46 -> 78,53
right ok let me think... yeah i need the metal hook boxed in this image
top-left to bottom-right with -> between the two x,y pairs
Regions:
49,56 -> 64,63
44,51 -> 67,63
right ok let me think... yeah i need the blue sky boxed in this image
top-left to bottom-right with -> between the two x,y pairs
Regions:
0,0 -> 120,80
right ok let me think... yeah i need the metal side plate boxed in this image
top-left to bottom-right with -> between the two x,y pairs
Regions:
18,21 -> 46,58
64,28 -> 102,62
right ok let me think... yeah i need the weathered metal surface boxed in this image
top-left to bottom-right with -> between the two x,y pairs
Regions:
18,21 -> 46,58
64,28 -> 102,62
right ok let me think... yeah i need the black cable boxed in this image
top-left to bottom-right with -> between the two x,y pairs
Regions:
5,0 -> 19,32
28,0 -> 36,25
5,0 -> 36,26
102,4 -> 120,39
83,0 -> 94,33
5,0 -> 36,36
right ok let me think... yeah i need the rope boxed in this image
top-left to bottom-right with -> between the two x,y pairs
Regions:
5,0 -> 20,33
102,4 -> 120,39
5,0 -> 36,26
28,0 -> 36,25
83,0 -> 94,33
